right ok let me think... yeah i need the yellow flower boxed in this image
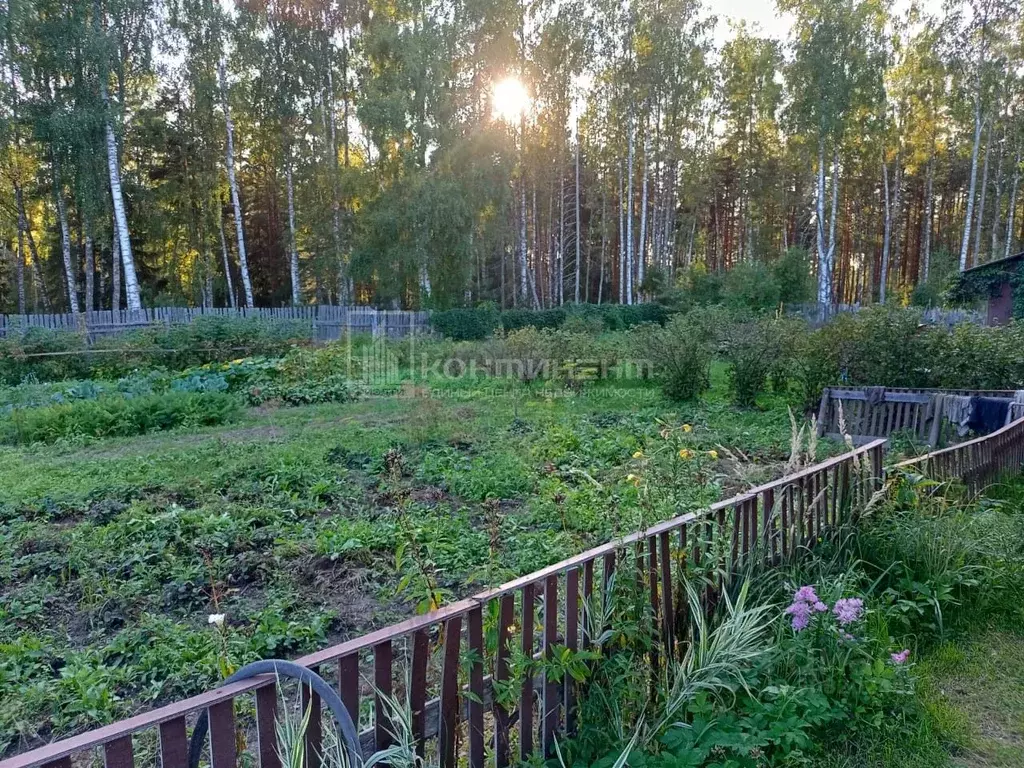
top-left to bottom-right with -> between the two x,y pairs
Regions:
682,424 -> 693,433
626,473 -> 641,487
707,450 -> 719,460
632,450 -> 644,459
678,449 -> 693,460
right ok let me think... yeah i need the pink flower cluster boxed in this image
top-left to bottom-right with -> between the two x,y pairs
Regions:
832,598 -> 865,626
891,649 -> 911,664
784,585 -> 830,631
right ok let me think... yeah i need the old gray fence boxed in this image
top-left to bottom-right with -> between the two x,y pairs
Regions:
0,306 -> 432,342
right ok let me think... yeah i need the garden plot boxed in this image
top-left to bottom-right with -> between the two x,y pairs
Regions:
0,365 -> 805,754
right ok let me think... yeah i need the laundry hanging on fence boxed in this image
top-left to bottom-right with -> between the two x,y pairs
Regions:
865,386 -> 887,407
968,397 -> 1010,436
945,395 -> 974,437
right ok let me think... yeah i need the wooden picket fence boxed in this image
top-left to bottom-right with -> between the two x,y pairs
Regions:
786,303 -> 982,327
891,415 -> 1024,495
0,440 -> 886,768
0,306 -> 432,342
816,386 -> 1020,447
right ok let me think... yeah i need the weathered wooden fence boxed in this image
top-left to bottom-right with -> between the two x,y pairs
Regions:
817,386 -> 1022,447
787,303 -> 983,327
891,416 -> 1024,495
0,440 -> 887,768
0,306 -> 432,342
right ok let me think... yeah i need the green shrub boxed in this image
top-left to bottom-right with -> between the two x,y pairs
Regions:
724,319 -> 784,407
723,261 -> 781,313
773,247 -> 816,305
429,307 -> 499,340
500,307 -> 566,331
632,316 -> 712,401
0,391 -> 241,444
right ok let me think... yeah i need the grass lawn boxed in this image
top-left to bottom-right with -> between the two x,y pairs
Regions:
0,364 -> 809,754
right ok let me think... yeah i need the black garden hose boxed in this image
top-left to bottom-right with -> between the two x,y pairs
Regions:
187,660 -> 361,768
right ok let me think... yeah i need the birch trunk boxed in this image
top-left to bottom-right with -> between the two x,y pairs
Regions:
990,133 -> 1005,260
815,139 -> 840,306
922,153 -> 934,281
880,159 -> 892,304
325,47 -> 345,303
84,229 -> 95,312
518,115 -> 529,307
959,102 -> 984,270
598,176 -> 606,304
53,163 -> 80,314
574,135 -> 581,304
99,67 -> 142,311
625,115 -> 635,305
112,231 -> 121,311
219,59 -> 254,308
1006,147 -> 1021,258
973,122 -> 992,262
286,160 -> 301,305
16,222 -> 26,314
618,159 -> 625,304
638,130 -> 649,296
219,211 -> 237,308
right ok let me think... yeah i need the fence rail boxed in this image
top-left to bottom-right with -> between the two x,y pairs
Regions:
890,416 -> 1024,494
0,306 -> 432,341
0,440 -> 887,768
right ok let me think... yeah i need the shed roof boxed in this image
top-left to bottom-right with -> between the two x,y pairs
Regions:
961,250 -> 1024,275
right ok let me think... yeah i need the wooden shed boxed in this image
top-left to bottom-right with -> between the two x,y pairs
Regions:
957,251 -> 1024,326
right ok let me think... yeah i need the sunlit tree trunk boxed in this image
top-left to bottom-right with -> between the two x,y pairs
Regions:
218,210 -> 236,308
219,59 -> 254,308
112,230 -> 121,311
84,227 -> 95,312
638,129 -> 649,297
960,103 -> 984,270
285,158 -> 301,305
973,122 -> 991,263
574,134 -> 581,304
922,153 -> 934,281
1006,147 -> 1020,259
625,113 -> 635,305
53,160 -> 80,314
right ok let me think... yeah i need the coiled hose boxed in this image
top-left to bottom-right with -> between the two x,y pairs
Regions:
187,660 -> 361,768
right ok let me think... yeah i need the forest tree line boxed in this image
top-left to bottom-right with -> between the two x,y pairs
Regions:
0,0 -> 1022,312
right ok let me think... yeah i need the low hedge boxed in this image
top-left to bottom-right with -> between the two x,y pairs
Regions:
430,303 -> 672,340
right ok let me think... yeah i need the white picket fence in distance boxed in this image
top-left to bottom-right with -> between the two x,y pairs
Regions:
0,305 -> 433,343
786,303 -> 983,328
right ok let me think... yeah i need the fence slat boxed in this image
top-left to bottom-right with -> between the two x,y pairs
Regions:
520,583 -> 536,761
159,717 -> 188,768
468,607 -> 485,768
410,629 -> 429,758
374,641 -> 393,752
564,566 -> 580,732
208,700 -> 236,768
439,615 -> 462,768
494,594 -> 515,768
103,737 -> 134,768
255,684 -> 281,768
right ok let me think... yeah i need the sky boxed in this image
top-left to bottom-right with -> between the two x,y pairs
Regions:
708,0 -> 948,47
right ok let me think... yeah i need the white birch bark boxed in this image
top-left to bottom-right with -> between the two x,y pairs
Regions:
638,130 -> 649,296
100,84 -> 142,311
285,159 -> 301,305
618,159 -> 625,304
1006,146 -> 1020,258
84,229 -> 95,312
518,115 -> 529,307
922,153 -> 934,281
880,158 -> 892,304
574,134 -> 581,304
973,122 -> 992,262
990,131 -> 1005,260
112,230 -> 121,311
625,115 -> 635,305
53,166 -> 80,314
218,211 -> 236,308
219,59 -> 254,308
959,102 -> 985,270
